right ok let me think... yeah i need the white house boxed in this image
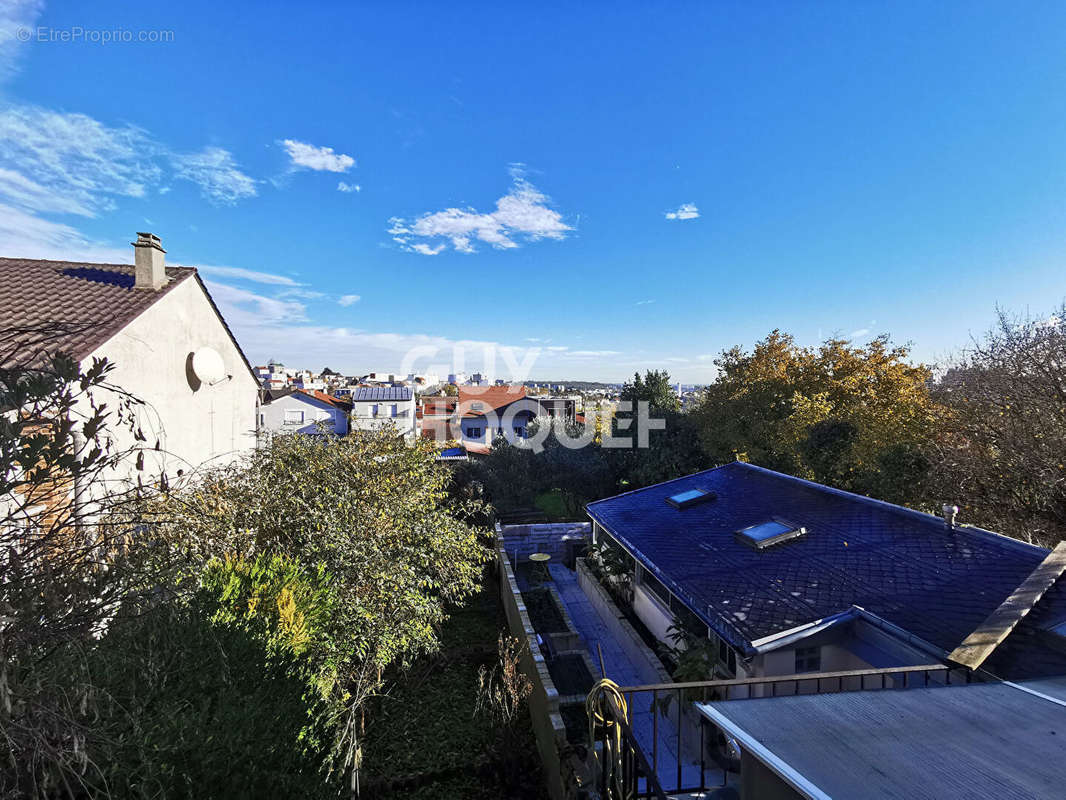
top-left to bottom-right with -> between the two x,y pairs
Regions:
0,232 -> 260,488
260,388 -> 350,437
350,386 -> 416,439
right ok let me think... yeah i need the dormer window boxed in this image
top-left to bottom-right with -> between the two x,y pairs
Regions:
736,520 -> 806,550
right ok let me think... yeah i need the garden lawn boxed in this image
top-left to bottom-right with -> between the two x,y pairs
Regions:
363,572 -> 542,799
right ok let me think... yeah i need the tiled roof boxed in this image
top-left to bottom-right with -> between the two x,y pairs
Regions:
0,258 -> 196,365
300,389 -> 351,409
587,461 -> 1060,664
458,385 -> 527,417
352,386 -> 411,402
420,398 -> 457,415
263,387 -> 352,410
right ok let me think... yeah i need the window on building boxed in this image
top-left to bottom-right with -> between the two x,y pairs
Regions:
284,409 -> 304,425
467,427 -> 482,438
717,637 -> 738,676
795,645 -> 821,673
471,401 -> 484,411
390,404 -> 398,417
514,426 -> 525,438
638,564 -> 671,606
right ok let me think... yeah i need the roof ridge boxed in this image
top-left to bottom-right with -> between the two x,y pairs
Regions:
733,461 -> 1047,557
586,462 -> 732,509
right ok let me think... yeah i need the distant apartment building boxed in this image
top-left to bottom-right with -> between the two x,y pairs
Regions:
350,386 -> 416,439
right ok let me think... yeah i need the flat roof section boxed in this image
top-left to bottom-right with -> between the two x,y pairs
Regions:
697,682 -> 1066,800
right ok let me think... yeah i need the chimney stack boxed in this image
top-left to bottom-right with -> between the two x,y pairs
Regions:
943,503 -> 959,531
133,232 -> 167,290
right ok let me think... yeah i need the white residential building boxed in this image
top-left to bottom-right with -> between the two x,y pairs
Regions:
260,388 -> 350,437
350,386 -> 416,439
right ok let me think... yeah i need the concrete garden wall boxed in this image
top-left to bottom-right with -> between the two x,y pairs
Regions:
496,543 -> 569,800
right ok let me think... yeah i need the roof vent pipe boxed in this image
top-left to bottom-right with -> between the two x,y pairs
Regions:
943,503 -> 959,531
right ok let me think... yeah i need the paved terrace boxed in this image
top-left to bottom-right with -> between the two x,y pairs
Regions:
549,562 -> 728,795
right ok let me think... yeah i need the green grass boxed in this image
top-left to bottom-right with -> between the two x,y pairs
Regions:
362,575 -> 543,799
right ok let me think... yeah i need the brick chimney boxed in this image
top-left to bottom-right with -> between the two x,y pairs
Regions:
133,232 -> 167,290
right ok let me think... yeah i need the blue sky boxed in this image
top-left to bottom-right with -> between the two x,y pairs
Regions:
2,1 -> 1066,382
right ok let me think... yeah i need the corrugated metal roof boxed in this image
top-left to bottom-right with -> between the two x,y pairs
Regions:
352,386 -> 411,401
698,682 -> 1066,800
586,462 -> 1061,663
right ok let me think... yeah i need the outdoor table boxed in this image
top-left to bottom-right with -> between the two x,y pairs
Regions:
529,552 -> 551,584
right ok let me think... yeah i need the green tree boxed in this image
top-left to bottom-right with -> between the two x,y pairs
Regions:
694,331 -> 937,504
620,369 -> 680,413
612,370 -> 706,490
85,554 -> 342,798
135,430 -> 490,775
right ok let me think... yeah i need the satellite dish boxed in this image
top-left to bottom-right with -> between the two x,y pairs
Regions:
191,346 -> 227,385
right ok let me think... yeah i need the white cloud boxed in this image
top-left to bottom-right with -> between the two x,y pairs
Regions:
0,201 -> 129,261
0,167 -> 94,215
337,181 -> 361,193
566,350 -> 621,358
277,287 -> 326,300
665,202 -> 699,221
389,168 -> 571,255
170,147 -> 257,205
282,139 -> 355,172
0,105 -> 158,215
635,299 -> 655,306
202,281 -> 308,327
338,294 -> 361,306
0,0 -> 42,81
847,328 -> 870,340
196,264 -> 300,286
409,242 -> 445,256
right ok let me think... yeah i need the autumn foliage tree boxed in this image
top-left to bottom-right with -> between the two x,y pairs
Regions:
694,331 -> 939,505
928,305 -> 1066,545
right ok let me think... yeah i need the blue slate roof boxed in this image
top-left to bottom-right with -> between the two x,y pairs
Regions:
587,462 -> 1063,664
352,386 -> 411,402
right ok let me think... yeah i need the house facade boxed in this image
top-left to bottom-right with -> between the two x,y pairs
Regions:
0,232 -> 260,489
260,388 -> 350,437
456,385 -> 543,454
350,386 -> 416,439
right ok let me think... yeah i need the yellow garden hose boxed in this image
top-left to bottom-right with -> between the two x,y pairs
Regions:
586,678 -> 629,799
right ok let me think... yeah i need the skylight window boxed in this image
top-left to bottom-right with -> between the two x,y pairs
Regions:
666,488 -> 715,509
736,520 -> 806,550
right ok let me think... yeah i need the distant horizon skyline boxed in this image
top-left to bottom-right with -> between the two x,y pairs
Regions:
1,1 -> 1065,381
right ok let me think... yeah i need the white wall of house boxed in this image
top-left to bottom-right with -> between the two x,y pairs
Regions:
350,396 -> 416,439
458,398 -> 541,447
83,276 -> 259,486
260,393 -> 348,437
632,583 -> 677,645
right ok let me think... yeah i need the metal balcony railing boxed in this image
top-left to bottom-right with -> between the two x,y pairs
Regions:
591,663 -> 966,798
